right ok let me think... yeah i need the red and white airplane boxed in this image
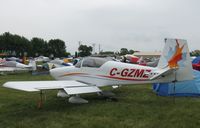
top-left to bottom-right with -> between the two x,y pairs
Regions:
3,38 -> 193,104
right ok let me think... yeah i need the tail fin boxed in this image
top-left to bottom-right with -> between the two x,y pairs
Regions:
157,38 -> 193,81
28,60 -> 37,71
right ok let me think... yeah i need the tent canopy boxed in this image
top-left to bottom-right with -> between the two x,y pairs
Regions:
153,70 -> 200,96
192,56 -> 200,64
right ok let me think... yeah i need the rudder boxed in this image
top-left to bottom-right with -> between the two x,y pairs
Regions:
157,38 -> 193,81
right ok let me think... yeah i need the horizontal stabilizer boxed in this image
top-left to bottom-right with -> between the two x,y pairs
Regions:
150,68 -> 174,80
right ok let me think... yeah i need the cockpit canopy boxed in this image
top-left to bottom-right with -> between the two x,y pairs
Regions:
75,57 -> 114,68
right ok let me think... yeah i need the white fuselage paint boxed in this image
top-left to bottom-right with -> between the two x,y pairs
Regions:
50,61 -> 174,87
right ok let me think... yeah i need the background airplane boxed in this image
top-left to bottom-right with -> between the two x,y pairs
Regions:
35,56 -> 50,62
47,58 -> 73,69
3,38 -> 193,104
0,60 -> 36,74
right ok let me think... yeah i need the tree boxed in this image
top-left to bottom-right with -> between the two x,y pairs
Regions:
190,50 -> 200,57
0,32 -> 30,57
100,51 -> 114,55
0,32 -> 70,57
120,48 -> 129,55
78,45 -> 93,57
129,49 -> 135,54
30,37 -> 48,57
13,35 -> 30,56
48,39 -> 66,57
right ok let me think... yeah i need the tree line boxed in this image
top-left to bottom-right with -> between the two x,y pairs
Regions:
0,32 -> 69,57
0,32 -> 139,58
190,50 -> 200,57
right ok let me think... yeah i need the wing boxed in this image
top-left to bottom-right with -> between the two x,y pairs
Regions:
3,81 -> 101,95
0,67 -> 15,72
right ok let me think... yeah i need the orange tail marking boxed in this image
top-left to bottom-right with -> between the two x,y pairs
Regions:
168,39 -> 184,68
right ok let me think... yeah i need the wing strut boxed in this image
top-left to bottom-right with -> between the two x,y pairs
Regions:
37,90 -> 46,109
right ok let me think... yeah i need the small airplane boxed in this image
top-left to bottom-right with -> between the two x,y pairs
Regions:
35,56 -> 50,62
0,60 -> 36,74
48,58 -> 73,69
6,57 -> 21,62
3,38 -> 193,105
146,58 -> 160,67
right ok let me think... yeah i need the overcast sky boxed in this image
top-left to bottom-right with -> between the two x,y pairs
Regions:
0,0 -> 200,54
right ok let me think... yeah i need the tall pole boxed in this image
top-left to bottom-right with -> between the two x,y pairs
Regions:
173,68 -> 177,103
78,41 -> 81,49
99,44 -> 101,54
92,43 -> 96,54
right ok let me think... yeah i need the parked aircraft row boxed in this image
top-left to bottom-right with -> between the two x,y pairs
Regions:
0,57 -> 74,74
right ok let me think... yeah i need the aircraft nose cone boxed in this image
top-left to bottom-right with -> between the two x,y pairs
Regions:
50,66 -> 76,80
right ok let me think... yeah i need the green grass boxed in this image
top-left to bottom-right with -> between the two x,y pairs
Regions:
1,73 -> 200,128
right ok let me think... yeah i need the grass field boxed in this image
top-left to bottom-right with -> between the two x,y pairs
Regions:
1,73 -> 200,128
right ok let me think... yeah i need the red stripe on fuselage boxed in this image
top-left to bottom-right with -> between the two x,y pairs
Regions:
59,73 -> 89,77
60,72 -> 149,81
97,75 -> 149,81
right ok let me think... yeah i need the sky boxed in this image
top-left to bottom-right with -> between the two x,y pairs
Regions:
0,0 -> 200,54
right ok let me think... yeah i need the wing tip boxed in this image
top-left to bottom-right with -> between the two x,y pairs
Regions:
3,82 -> 10,88
2,82 -> 39,92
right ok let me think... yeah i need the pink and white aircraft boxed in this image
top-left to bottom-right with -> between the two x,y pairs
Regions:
3,38 -> 193,103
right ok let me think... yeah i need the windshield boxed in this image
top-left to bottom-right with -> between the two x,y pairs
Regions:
75,57 -> 112,68
75,59 -> 82,68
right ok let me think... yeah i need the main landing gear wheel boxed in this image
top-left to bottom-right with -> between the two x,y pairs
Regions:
68,95 -> 88,104
98,91 -> 118,102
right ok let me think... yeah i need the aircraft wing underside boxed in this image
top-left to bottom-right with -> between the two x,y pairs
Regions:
3,81 -> 101,95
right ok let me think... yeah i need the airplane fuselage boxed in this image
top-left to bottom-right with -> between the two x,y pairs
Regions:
50,61 -> 171,87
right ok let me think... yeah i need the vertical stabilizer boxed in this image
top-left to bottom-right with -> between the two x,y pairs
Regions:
157,38 -> 193,81
29,60 -> 37,71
